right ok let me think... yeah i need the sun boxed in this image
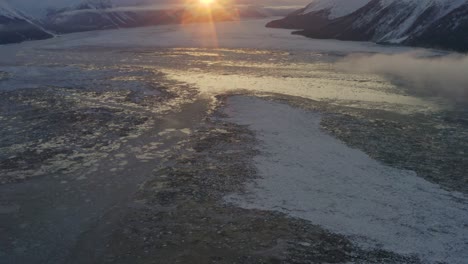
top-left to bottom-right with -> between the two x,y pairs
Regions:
199,0 -> 215,5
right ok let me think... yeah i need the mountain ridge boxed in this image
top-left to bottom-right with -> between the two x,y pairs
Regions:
0,2 -> 53,44
0,0 -> 268,44
267,0 -> 468,52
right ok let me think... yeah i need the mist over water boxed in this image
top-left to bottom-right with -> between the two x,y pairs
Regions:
337,52 -> 468,101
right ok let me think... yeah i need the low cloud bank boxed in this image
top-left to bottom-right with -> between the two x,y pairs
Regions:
337,52 -> 468,101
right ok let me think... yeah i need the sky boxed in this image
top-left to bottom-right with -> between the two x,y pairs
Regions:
5,0 -> 311,17
122,0 -> 313,8
236,0 -> 311,5
7,0 -> 312,8
119,0 -> 312,6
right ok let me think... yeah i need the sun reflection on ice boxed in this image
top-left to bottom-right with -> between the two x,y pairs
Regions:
181,0 -> 240,48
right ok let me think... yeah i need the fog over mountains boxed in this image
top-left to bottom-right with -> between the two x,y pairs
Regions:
267,0 -> 468,52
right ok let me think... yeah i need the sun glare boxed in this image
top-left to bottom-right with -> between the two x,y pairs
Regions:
181,0 -> 238,47
199,0 -> 215,5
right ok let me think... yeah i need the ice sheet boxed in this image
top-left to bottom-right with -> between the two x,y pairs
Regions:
0,18 -> 416,56
224,96 -> 468,264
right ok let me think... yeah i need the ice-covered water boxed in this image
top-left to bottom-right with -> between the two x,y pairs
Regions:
0,18 -> 449,113
163,65 -> 437,113
224,96 -> 468,264
1,18 -> 466,264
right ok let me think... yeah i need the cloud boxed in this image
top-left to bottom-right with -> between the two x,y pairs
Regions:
336,52 -> 468,101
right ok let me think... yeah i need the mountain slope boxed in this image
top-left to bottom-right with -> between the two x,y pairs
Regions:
406,3 -> 468,51
0,2 -> 53,44
267,0 -> 468,52
301,0 -> 371,19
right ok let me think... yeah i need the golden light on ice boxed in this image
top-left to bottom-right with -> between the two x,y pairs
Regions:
180,0 -> 239,48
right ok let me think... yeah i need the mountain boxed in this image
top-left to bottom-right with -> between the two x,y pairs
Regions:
1,0 -> 168,35
0,2 -> 53,44
0,0 -> 267,45
267,0 -> 468,52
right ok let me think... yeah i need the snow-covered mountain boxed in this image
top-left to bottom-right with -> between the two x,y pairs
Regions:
0,0 -> 112,44
0,0 -> 267,44
0,1 -> 53,44
0,0 -> 144,37
267,0 -> 468,52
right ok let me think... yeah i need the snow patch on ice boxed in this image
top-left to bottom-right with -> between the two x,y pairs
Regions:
224,96 -> 468,264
